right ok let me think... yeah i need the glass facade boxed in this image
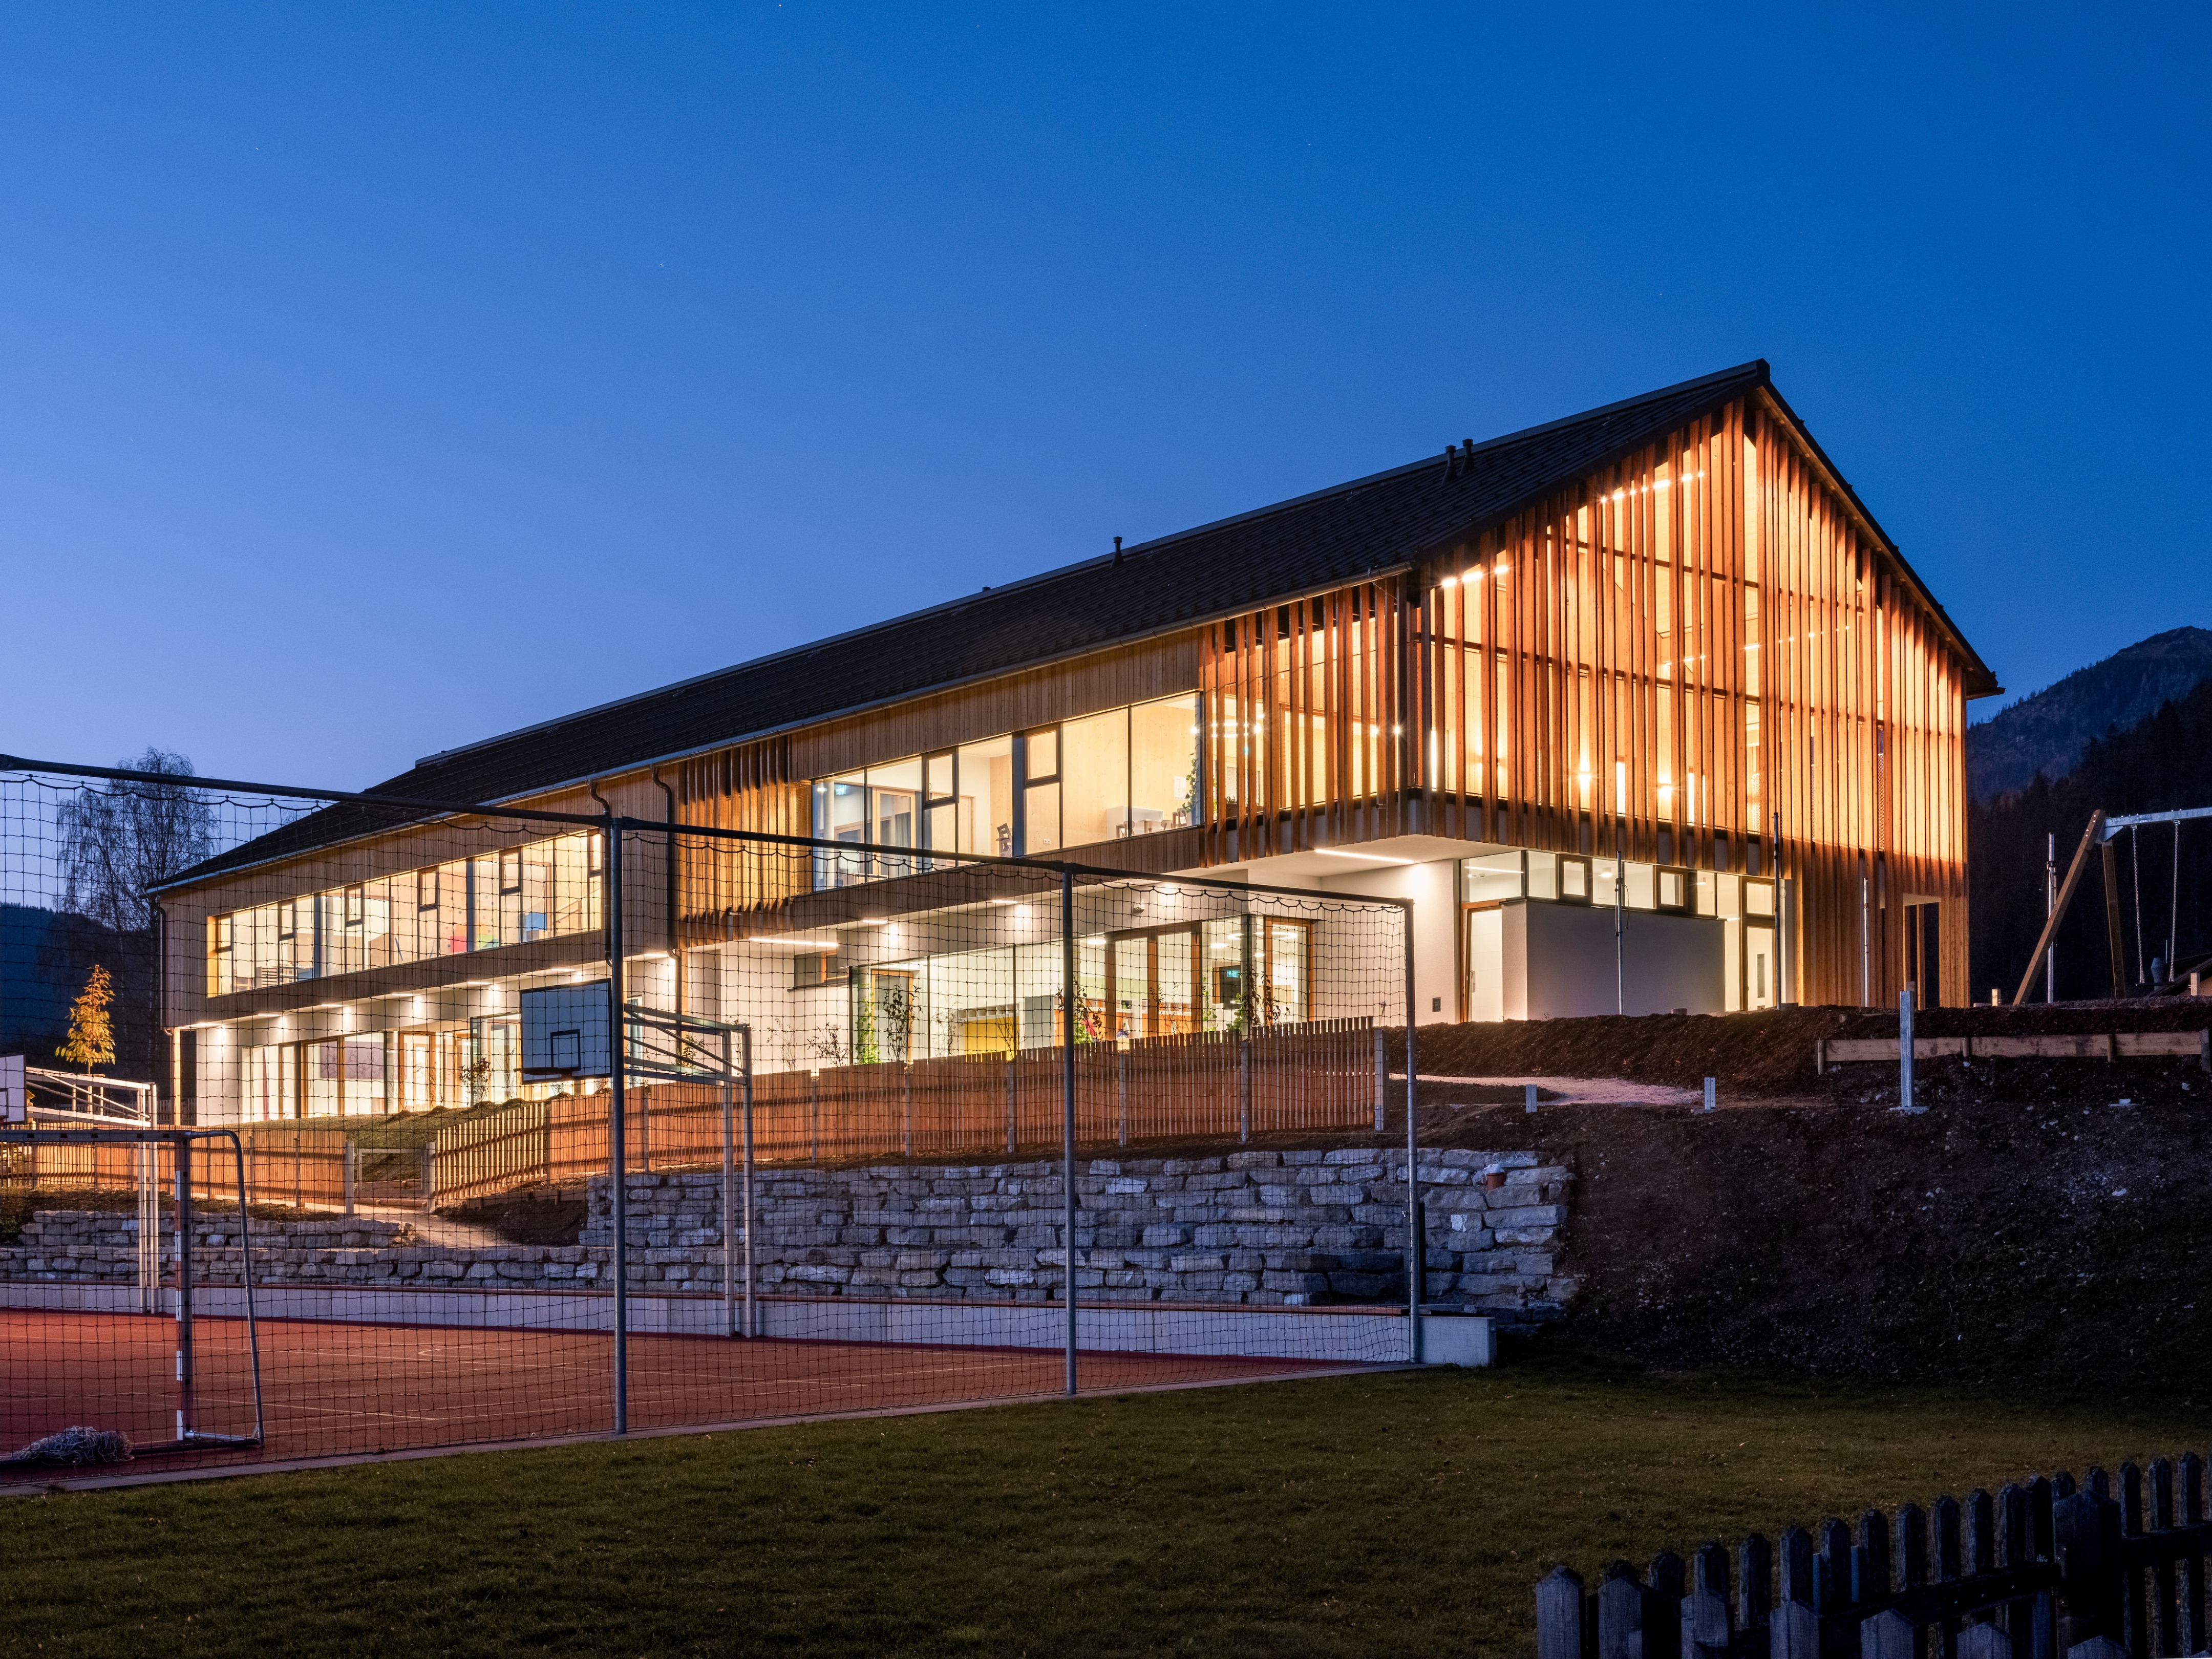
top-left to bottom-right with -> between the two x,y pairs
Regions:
207,830 -> 603,996
233,1015 -> 579,1121
813,694 -> 1199,886
843,914 -> 1311,1062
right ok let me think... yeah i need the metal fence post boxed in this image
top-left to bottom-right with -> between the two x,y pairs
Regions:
721,1066 -> 735,1339
174,1133 -> 194,1444
606,815 -> 628,1435
742,1025 -> 756,1340
1899,985 -> 1917,1113
1373,1025 -> 1386,1134
1117,1045 -> 1128,1147
1061,867 -> 1078,1397
1402,898 -> 1421,1364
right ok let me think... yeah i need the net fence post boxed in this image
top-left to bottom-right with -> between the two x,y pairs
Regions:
742,1024 -> 756,1340
1062,866 -> 1078,1397
175,1131 -> 194,1443
138,1123 -> 159,1313
1403,898 -> 1421,1365
1373,1025 -> 1386,1134
721,1066 -> 735,1339
606,814 -> 628,1436
1117,1044 -> 1128,1147
1238,911 -> 1254,1143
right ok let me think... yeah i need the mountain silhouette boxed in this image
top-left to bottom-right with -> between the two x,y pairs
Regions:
1967,626 -> 2212,802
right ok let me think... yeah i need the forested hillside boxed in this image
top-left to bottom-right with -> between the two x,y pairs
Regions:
1966,626 -> 2212,801
1968,676 -> 2212,1001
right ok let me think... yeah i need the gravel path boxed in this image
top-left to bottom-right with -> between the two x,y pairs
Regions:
1397,1071 -> 1703,1106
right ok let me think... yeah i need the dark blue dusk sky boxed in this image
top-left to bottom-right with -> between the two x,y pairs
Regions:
4,4 -> 2205,787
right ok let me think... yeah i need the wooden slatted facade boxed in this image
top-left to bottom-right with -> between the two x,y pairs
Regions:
1185,394 -> 1974,1006
657,389 -> 1976,1008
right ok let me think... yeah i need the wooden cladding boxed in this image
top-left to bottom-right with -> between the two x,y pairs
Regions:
604,396 -> 1974,1007
1749,401 -> 1969,1008
673,737 -> 810,940
1193,396 -> 1974,1006
1201,580 -> 1413,862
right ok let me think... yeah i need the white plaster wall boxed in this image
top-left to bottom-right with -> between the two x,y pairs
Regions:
1519,902 -> 1724,1018
1315,859 -> 1458,1026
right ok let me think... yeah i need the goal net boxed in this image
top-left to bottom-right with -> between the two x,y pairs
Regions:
1,1122 -> 263,1474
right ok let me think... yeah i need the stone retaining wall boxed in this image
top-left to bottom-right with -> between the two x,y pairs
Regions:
0,1213 -> 607,1290
1,1147 -> 1574,1329
586,1145 -> 1571,1326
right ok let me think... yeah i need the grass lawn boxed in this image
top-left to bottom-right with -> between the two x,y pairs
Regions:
2,1353 -> 2204,1657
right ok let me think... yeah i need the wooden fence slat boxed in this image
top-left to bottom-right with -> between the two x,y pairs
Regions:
1535,1566 -> 1586,1659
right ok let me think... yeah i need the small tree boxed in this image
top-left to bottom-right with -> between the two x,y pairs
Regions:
57,965 -> 116,1072
460,1052 -> 494,1107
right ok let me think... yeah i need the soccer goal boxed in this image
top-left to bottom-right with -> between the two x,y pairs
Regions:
0,1111 -> 265,1475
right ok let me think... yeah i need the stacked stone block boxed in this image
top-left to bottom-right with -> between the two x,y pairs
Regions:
0,1213 -> 604,1290
1,1147 -> 1573,1330
583,1146 -> 1572,1328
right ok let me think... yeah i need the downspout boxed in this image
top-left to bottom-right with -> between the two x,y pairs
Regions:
155,899 -> 171,1125
650,768 -> 682,1030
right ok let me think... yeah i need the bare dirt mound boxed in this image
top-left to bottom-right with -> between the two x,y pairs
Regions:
1444,1072 -> 2212,1400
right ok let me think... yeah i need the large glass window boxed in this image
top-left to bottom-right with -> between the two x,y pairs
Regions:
1130,696 -> 1198,832
1019,727 -> 1062,855
807,694 -> 1199,889
1592,861 -> 1656,911
956,735 -> 1015,857
208,831 -> 603,995
1061,709 -> 1129,849
1265,921 -> 1310,1024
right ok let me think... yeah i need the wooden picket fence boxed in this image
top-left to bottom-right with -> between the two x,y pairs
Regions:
3,1127 -> 350,1211
428,1015 -> 1382,1203
1537,1458 -> 2212,1659
5,1018 -> 1382,1211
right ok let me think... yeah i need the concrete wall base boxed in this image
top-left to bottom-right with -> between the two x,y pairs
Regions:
1,1281 -> 1489,1367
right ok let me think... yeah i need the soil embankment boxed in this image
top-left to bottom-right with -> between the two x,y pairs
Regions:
1405,1012 -> 2212,1399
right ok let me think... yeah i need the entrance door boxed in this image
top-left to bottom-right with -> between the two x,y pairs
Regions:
1906,902 -> 1941,1007
1463,905 -> 1505,1022
1109,928 -> 1198,1039
1745,922 -> 1776,1009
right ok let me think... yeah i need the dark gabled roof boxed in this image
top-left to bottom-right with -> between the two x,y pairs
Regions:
169,359 -> 1991,886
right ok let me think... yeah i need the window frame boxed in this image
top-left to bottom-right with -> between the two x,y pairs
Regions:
1555,855 -> 1593,905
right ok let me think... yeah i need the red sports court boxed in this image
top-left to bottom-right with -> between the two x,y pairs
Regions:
1,1305 -> 1382,1482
